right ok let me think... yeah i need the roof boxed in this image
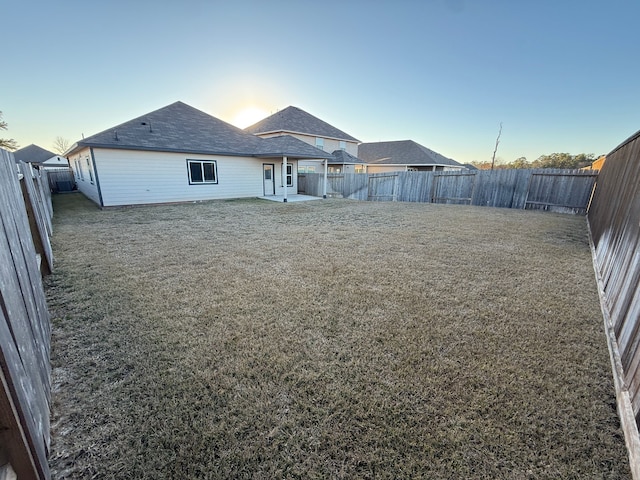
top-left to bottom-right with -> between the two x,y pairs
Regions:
358,140 -> 462,167
257,135 -> 333,159
330,149 -> 365,165
13,144 -> 57,164
244,106 -> 360,143
67,101 -> 330,159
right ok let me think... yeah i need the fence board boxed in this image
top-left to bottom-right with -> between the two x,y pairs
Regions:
0,149 -> 51,479
587,129 -> 640,477
18,162 -> 54,275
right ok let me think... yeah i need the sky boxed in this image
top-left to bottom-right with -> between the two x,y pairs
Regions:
3,0 -> 640,165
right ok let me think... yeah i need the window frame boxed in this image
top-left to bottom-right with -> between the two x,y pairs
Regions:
187,159 -> 218,185
85,156 -> 94,184
315,137 -> 324,150
286,163 -> 294,187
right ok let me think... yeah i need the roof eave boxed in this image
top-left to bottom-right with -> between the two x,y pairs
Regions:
253,129 -> 360,144
256,152 -> 333,160
367,163 -> 463,167
72,142 -> 262,158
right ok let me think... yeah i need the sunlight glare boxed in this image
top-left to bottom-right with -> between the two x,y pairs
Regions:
231,106 -> 269,129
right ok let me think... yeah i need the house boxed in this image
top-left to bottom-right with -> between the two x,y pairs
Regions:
13,144 -> 69,169
582,155 -> 606,171
65,101 -> 332,207
358,140 -> 465,173
327,150 -> 366,174
245,106 -> 365,174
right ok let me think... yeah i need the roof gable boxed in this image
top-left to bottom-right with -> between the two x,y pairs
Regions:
13,144 -> 57,164
71,101 -> 268,157
245,106 -> 360,143
358,140 -> 461,167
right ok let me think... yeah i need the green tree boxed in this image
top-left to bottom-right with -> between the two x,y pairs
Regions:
0,111 -> 19,150
532,153 -> 594,169
510,157 -> 530,169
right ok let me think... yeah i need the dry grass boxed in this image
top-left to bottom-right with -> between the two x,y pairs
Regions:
46,193 -> 630,479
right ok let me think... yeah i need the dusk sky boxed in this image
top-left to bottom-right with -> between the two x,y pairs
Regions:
3,0 -> 640,165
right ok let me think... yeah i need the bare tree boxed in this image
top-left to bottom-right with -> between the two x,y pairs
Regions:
0,111 -> 19,151
490,122 -> 503,170
53,136 -> 71,155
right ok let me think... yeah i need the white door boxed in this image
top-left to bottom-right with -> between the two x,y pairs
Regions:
263,164 -> 275,195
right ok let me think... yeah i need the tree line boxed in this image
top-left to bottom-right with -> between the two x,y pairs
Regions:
472,152 -> 600,170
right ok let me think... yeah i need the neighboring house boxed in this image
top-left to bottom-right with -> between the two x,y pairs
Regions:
328,149 -> 367,174
13,144 -> 69,169
582,155 -> 606,171
245,106 -> 363,173
65,101 -> 331,207
358,140 -> 465,173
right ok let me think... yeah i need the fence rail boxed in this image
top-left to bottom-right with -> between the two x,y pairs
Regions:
299,169 -> 598,214
0,149 -> 52,479
587,130 -> 640,478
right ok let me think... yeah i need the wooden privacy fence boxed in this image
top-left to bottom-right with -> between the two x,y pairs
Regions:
587,130 -> 640,477
0,149 -> 52,479
46,167 -> 75,193
299,168 -> 598,214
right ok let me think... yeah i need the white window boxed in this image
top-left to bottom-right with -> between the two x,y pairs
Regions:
286,164 -> 293,187
86,157 -> 94,184
75,160 -> 82,179
187,160 -> 218,184
315,137 -> 324,150
339,141 -> 346,150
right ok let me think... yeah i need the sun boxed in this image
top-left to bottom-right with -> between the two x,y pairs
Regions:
231,106 -> 270,129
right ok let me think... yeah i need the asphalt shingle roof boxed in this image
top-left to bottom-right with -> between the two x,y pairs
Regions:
257,135 -> 333,159
13,144 -> 57,164
358,140 -> 462,167
68,101 -> 330,159
331,149 -> 365,164
245,106 -> 360,143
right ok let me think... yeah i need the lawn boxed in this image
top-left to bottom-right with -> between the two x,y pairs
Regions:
46,193 -> 630,479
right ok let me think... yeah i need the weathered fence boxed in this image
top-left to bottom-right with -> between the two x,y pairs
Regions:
19,162 -> 54,275
46,167 -> 75,193
587,130 -> 640,477
0,149 -> 52,479
299,169 -> 598,214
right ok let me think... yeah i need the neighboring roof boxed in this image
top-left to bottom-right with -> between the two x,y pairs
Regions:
258,135 -> 332,159
245,106 -> 360,143
463,163 -> 479,170
358,140 -> 462,167
330,149 -> 365,165
67,101 -> 329,159
13,144 -> 57,164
